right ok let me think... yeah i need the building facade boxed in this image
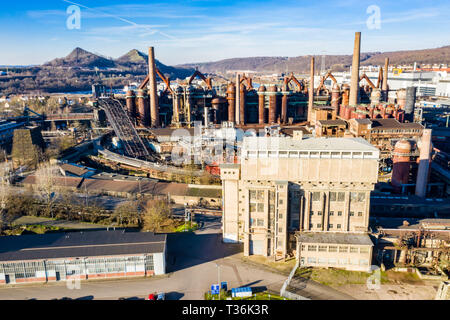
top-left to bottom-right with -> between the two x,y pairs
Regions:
220,136 -> 379,271
0,230 -> 166,285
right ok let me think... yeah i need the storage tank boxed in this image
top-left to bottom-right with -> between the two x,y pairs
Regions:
391,140 -> 412,193
370,88 -> 381,106
126,90 -> 136,119
268,85 -> 277,124
396,89 -> 407,109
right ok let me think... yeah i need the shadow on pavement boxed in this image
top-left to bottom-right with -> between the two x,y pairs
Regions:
165,232 -> 242,273
166,291 -> 184,300
76,295 -> 94,300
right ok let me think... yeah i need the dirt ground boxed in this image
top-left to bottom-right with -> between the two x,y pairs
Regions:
337,282 -> 438,300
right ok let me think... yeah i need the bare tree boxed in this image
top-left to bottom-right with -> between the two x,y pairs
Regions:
35,162 -> 61,218
112,201 -> 140,227
142,199 -> 172,232
0,161 -> 11,233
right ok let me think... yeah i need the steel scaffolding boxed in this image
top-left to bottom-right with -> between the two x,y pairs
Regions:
98,98 -> 150,159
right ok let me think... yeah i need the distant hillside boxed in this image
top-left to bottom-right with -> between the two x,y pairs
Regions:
0,48 -> 195,95
45,47 -> 115,69
177,46 -> 450,74
116,49 -> 194,79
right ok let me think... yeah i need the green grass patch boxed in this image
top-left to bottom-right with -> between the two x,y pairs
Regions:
174,222 -> 198,232
186,188 -> 222,198
3,224 -> 61,236
296,267 -> 372,286
205,290 -> 287,300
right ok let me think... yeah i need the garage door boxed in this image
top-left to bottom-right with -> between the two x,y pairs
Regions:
249,239 -> 265,255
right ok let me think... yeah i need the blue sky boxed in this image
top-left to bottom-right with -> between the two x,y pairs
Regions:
1,0 -> 449,66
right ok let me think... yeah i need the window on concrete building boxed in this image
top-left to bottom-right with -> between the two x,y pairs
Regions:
307,257 -> 316,264
329,224 -> 333,229
257,203 -> 264,212
329,246 -> 337,252
339,259 -> 348,265
317,211 -> 322,216
337,224 -> 342,229
330,192 -> 337,201
339,246 -> 348,253
350,192 -> 357,201
338,211 -> 343,216
349,211 -> 354,216
269,205 -> 275,214
318,257 -> 327,264
279,199 -> 283,205
338,192 -> 345,201
308,245 -> 317,251
360,247 -> 369,253
257,190 -> 264,201
358,212 -> 363,217
312,192 -> 320,201
269,191 -> 275,202
358,193 -> 366,202
278,227 -> 283,233
317,223 -> 322,228
350,247 -> 359,253
359,259 -> 369,266
250,203 -> 256,212
328,258 -> 337,265
279,214 -> 283,219
318,245 -> 327,252
310,211 -> 314,215
250,190 -> 256,200
329,211 -> 334,216
309,223 -> 313,229
257,219 -> 264,227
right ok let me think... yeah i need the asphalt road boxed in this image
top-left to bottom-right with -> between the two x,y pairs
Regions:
0,214 -> 352,300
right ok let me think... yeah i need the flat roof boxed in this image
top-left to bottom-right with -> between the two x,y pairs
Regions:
296,232 -> 374,246
242,136 -> 378,153
317,120 -> 347,126
0,230 -> 166,262
371,119 -> 423,130
351,118 -> 372,125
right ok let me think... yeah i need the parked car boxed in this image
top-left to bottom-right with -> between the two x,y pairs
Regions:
146,293 -> 157,300
157,293 -> 166,300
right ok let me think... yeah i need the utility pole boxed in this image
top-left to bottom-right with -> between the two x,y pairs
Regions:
216,263 -> 221,300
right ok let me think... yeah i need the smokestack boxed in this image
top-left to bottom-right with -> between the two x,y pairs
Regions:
382,57 -> 389,101
226,83 -> 236,123
235,73 -> 241,124
281,81 -> 288,124
349,32 -> 361,107
308,57 -> 314,123
148,47 -> 159,127
239,83 -> 246,125
258,85 -> 266,124
415,129 -> 432,198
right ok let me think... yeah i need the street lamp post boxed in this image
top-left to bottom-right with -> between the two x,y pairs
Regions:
216,263 -> 221,300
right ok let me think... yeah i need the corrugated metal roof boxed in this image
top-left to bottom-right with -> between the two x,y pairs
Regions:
0,230 -> 166,262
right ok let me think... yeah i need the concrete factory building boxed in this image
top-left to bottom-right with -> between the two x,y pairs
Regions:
220,135 -> 379,272
0,230 -> 166,285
